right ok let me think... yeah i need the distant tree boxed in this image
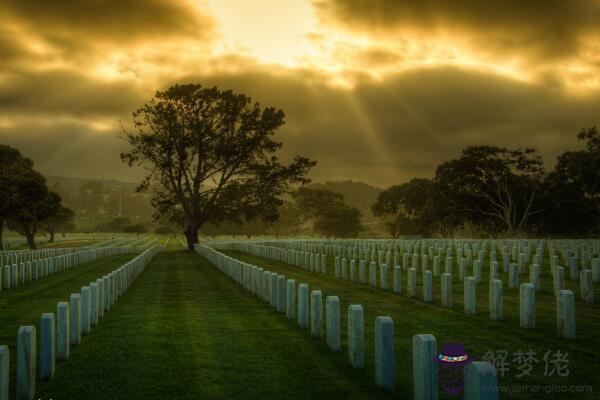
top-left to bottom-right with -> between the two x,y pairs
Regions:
0,145 -> 36,249
292,186 -> 345,217
121,84 -> 315,249
271,200 -> 303,237
372,178 -> 433,237
313,205 -> 362,238
7,188 -> 60,249
109,216 -> 131,232
292,187 -> 362,237
39,194 -> 75,242
155,226 -> 175,235
434,145 -> 546,236
532,127 -> 600,234
123,223 -> 147,234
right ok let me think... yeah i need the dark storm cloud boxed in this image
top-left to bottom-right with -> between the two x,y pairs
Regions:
0,69 -> 147,118
1,63 -> 597,187
0,1 -> 598,188
0,120 -> 144,182
175,66 -> 598,187
0,0 -> 215,56
313,0 -> 600,60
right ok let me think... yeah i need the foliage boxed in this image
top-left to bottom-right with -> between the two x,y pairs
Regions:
433,145 -> 546,236
292,186 -> 362,237
0,145 -> 70,249
121,84 -> 315,249
123,223 -> 147,234
372,178 -> 434,237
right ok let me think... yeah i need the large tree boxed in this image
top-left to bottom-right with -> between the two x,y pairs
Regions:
121,84 -> 315,249
40,202 -> 75,242
372,178 -> 434,237
434,145 -> 547,236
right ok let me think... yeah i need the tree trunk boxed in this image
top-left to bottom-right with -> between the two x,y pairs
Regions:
0,219 -> 4,250
26,231 -> 37,250
183,221 -> 200,251
49,225 -> 56,243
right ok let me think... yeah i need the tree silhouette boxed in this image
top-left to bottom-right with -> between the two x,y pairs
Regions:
121,84 -> 315,249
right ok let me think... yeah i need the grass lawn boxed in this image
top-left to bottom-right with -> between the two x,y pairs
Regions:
0,253 -> 138,396
222,249 -> 599,400
34,245 -> 394,400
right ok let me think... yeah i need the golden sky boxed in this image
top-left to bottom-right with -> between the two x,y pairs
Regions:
1,0 -> 599,187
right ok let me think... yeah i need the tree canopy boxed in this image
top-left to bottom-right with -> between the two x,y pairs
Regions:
293,186 -> 362,238
121,84 -> 315,249
0,145 -> 72,249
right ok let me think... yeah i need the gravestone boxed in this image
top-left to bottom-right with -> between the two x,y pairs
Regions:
16,326 -> 36,400
298,284 -> 308,329
393,266 -> 402,293
557,290 -> 576,340
408,268 -> 417,298
70,294 -> 81,346
423,271 -> 433,302
464,277 -> 476,315
40,313 -> 55,381
0,345 -> 8,400
464,362 -> 499,400
347,305 -> 364,369
359,260 -> 366,284
412,334 -> 437,400
326,296 -> 341,352
375,316 -> 395,392
489,279 -> 503,321
286,279 -> 296,320
519,283 -> 536,329
441,273 -> 452,308
311,290 -> 323,337
56,302 -> 70,360
380,263 -> 388,290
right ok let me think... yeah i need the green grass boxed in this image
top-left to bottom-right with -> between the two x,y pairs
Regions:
222,249 -> 599,400
0,253 -> 138,397
34,245 -> 394,400
4,243 -> 596,399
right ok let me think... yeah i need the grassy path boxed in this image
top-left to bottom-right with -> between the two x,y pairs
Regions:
223,250 -> 599,400
35,248 -> 391,400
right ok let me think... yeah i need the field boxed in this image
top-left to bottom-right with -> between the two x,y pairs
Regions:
1,238 -> 597,400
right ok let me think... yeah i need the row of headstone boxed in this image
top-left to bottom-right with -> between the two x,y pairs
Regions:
236,241 -> 599,294
0,245 -> 163,400
224,241 -> 581,341
195,244 -> 500,399
245,238 -> 600,279
0,247 -> 129,292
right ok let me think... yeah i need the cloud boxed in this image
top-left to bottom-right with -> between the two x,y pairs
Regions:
0,0 -> 216,59
0,1 -> 598,189
313,0 -> 600,61
1,63 -> 598,187
169,65 -> 598,186
0,69 -> 148,119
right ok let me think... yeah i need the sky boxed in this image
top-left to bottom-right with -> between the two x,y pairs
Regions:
0,0 -> 599,188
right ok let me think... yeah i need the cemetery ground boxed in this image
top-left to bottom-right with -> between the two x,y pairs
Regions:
33,242 -> 391,400
0,253 -> 136,396
4,241 -> 597,399
222,250 -> 599,400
